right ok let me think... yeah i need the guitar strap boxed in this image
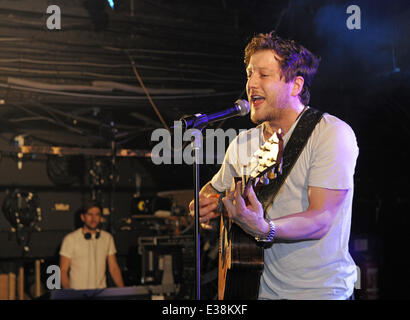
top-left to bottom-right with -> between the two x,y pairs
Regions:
257,107 -> 324,214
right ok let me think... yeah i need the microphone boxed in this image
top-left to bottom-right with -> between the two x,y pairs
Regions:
178,99 -> 250,130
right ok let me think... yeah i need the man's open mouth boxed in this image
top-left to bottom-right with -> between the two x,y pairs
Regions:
251,95 -> 265,105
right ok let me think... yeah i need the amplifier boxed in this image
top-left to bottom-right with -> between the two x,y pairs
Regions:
138,235 -> 193,285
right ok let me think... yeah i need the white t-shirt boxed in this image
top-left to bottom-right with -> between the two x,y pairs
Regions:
211,111 -> 359,300
60,228 -> 117,290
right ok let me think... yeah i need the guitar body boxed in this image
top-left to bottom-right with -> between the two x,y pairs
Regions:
218,215 -> 264,300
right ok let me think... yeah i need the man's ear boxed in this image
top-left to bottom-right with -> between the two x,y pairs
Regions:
292,76 -> 304,97
80,213 -> 85,222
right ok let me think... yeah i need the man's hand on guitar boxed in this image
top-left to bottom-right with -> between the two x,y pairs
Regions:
189,195 -> 220,230
222,181 -> 270,238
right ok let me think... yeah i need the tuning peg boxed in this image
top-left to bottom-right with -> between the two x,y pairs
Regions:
257,164 -> 266,173
269,133 -> 279,143
254,149 -> 264,158
270,144 -> 278,159
265,158 -> 276,167
260,173 -> 270,185
267,168 -> 276,180
263,142 -> 273,151
254,177 -> 260,186
259,154 -> 270,169
277,161 -> 283,175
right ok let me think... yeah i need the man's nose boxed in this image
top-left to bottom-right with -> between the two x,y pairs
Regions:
247,74 -> 259,90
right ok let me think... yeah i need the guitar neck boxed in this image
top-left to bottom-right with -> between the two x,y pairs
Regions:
215,175 -> 261,216
236,175 -> 255,197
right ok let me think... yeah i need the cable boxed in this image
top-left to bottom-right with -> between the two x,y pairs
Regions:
104,46 -> 236,60
0,83 -> 240,101
7,77 -> 215,95
11,104 -> 85,136
125,50 -> 170,133
29,101 -> 139,130
0,59 -> 232,79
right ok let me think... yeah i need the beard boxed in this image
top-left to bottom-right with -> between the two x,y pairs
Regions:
84,222 -> 99,231
250,101 -> 285,125
250,111 -> 263,124
248,84 -> 292,124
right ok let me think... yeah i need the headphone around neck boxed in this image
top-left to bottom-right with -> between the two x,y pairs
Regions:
83,229 -> 100,240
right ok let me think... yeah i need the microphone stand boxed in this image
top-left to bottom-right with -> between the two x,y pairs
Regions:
176,101 -> 249,300
190,128 -> 202,301
180,116 -> 207,301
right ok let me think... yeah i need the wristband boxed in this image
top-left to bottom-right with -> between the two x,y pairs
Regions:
255,219 -> 276,243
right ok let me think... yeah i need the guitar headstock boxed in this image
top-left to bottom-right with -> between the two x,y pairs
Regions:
243,129 -> 284,190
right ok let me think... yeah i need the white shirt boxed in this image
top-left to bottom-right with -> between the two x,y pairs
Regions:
60,228 -> 117,290
211,111 -> 359,299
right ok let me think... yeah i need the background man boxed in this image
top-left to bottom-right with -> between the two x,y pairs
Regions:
60,200 -> 124,289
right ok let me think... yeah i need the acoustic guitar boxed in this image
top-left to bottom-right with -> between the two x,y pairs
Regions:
218,130 -> 283,300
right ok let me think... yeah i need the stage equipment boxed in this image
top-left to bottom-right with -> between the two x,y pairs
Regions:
46,155 -> 84,186
2,189 -> 42,253
48,284 -> 178,300
130,195 -> 172,216
0,145 -> 151,158
2,190 -> 41,229
10,134 -> 33,170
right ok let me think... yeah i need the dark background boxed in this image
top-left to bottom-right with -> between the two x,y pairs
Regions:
0,0 -> 409,299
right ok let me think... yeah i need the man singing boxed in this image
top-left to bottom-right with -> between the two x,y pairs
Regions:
190,31 -> 358,300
